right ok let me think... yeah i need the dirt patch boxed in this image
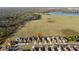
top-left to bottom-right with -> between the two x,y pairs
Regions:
47,20 -> 55,23
61,29 -> 79,36
47,17 -> 56,23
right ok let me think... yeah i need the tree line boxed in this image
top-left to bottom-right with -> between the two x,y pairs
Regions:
0,13 -> 42,44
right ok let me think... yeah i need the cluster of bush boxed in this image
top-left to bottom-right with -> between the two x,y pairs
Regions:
66,35 -> 79,42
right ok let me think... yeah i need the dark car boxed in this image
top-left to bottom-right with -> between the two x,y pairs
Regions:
54,46 -> 58,51
34,47 -> 39,51
48,46 -> 52,51
41,46 -> 45,51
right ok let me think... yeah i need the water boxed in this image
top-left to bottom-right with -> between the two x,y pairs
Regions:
48,11 -> 79,16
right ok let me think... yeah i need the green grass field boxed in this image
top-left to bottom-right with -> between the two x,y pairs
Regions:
5,14 -> 79,41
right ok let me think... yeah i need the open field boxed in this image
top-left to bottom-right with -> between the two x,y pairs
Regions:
5,13 -> 79,41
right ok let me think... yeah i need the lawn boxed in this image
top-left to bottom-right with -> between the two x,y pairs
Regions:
5,14 -> 79,41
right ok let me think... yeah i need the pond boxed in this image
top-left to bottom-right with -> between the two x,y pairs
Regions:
48,11 -> 79,16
